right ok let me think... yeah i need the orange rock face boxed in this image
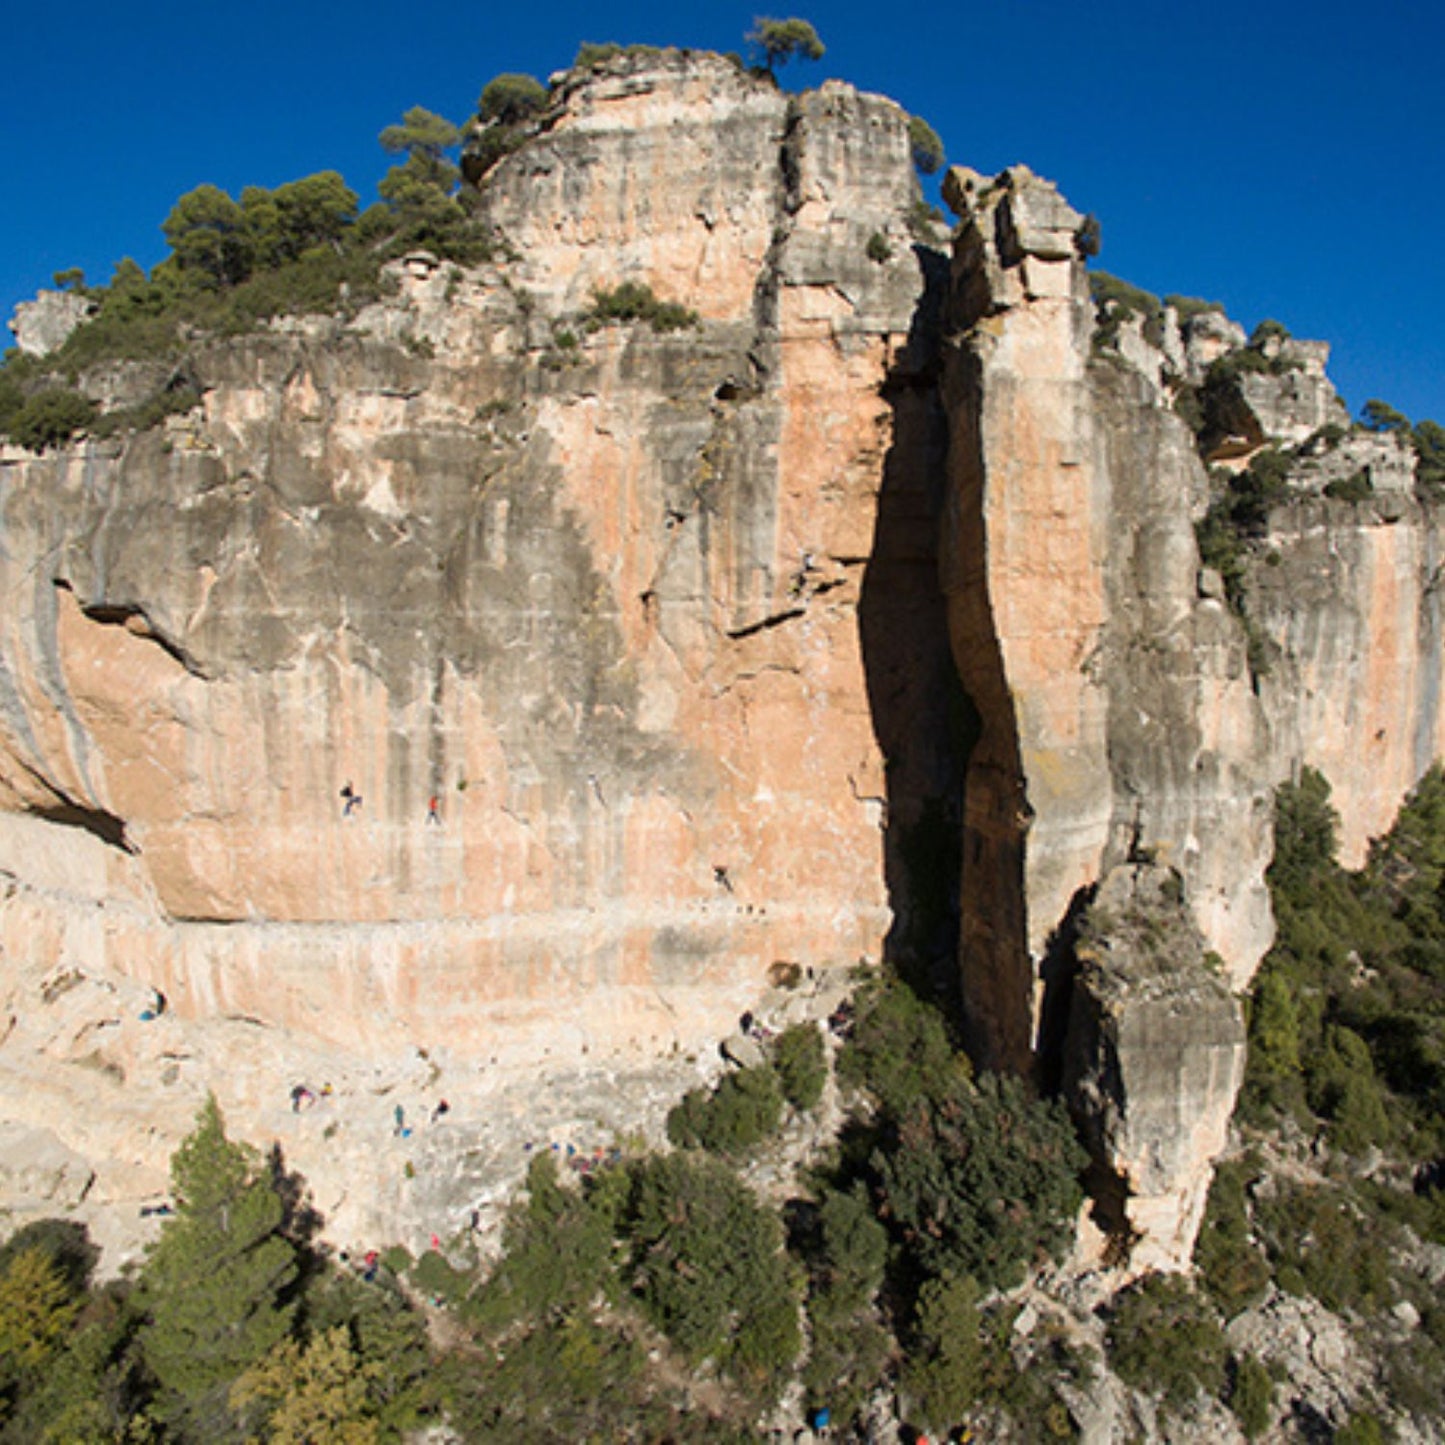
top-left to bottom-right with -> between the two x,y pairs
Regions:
0,55 -> 957,1246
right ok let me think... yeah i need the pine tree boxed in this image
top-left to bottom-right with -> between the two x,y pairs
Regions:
138,1097 -> 299,1436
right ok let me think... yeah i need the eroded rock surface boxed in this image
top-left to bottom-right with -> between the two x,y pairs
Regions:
941,165 -> 1272,1083
0,52 -> 959,1255
1062,864 -> 1245,1271
2,51 -> 1443,1275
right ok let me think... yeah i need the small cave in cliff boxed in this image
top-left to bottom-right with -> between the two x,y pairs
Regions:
31,796 -> 133,854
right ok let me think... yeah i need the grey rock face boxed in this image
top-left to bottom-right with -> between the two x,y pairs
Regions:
8,289 -> 97,356
1063,864 -> 1245,1270
941,167 -> 1271,1099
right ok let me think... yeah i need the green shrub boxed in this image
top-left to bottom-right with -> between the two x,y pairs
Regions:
1194,1159 -> 1271,1315
622,1152 -> 802,1389
1335,1412 -> 1389,1445
814,1186 -> 888,1304
836,978 -> 964,1114
467,1151 -> 620,1328
1106,1274 -> 1228,1410
5,388 -> 97,450
667,1064 -> 784,1154
873,1072 -> 1085,1290
866,231 -> 892,263
1089,270 -> 1163,349
1164,293 -> 1225,322
773,1023 -> 826,1110
584,281 -> 700,333
573,41 -> 624,68
92,385 -> 203,439
900,1272 -> 986,1431
1228,1353 -> 1274,1439
478,73 -> 548,126
1253,1180 -> 1396,1314
1324,470 -> 1374,502
411,1248 -> 471,1304
1250,318 -> 1291,347
907,115 -> 945,175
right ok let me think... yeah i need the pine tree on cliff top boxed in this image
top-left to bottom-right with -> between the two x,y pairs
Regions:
138,1096 -> 299,1434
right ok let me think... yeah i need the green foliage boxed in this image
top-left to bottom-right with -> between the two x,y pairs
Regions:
1089,270 -> 1164,349
866,231 -> 892,263
907,198 -> 947,239
230,1325 -> 383,1444
466,1151 -> 620,1329
666,1062 -> 784,1155
1,1283 -> 150,1444
748,16 -> 826,69
252,171 -> 359,267
0,1218 -> 98,1298
5,386 -> 98,450
873,1072 -> 1086,1290
0,1246 -> 82,1382
836,977 -> 965,1114
1106,1274 -> 1228,1410
1228,1353 -> 1274,1439
1164,292 -> 1225,322
1360,398 -> 1410,434
622,1151 -> 802,1388
478,73 -> 548,126
91,383 -> 203,440
298,1269 -> 431,1435
900,1272 -> 986,1430
410,1249 -> 471,1306
907,115 -> 945,175
773,1022 -> 827,1110
573,41 -> 623,68
814,1186 -> 888,1303
162,184 -> 252,287
1253,1178 -> 1397,1314
584,280 -> 700,333
439,1312 -> 757,1444
1249,317 -> 1291,346
791,1183 -> 892,1422
1243,765 -> 1445,1159
570,41 -> 667,71
1193,1158 -> 1271,1316
380,106 -> 459,169
1307,1023 -> 1392,1152
1336,1413 -> 1390,1445
1413,417 -> 1445,495
138,1096 -> 300,1434
1324,470 -> 1374,502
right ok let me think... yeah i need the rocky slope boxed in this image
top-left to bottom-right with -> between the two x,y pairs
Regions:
0,47 -> 1441,1272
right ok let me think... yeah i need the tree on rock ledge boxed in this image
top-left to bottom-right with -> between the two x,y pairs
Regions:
748,16 -> 826,72
138,1096 -> 299,1438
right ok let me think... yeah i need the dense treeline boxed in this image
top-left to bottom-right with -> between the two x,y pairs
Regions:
0,991 -> 1088,1441
1179,768 -> 1445,1439
6,775 -> 1445,1437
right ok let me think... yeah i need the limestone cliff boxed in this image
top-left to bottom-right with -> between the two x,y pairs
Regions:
0,52 -> 958,1256
1,49 -> 1441,1272
939,163 -> 1445,1264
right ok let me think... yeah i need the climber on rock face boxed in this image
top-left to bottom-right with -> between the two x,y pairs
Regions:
341,783 -> 362,817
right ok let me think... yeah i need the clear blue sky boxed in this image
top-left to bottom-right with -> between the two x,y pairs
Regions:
4,0 -> 1443,422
